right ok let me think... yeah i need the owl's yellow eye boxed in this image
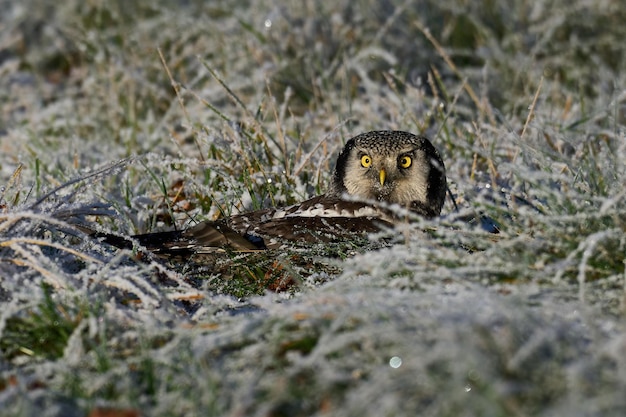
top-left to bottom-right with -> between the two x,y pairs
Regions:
399,155 -> 412,169
361,155 -> 372,168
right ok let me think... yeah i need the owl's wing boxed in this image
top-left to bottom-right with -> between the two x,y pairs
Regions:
241,215 -> 386,248
83,219 -> 262,256
194,194 -> 394,250
89,195 -> 396,255
86,194 -> 398,257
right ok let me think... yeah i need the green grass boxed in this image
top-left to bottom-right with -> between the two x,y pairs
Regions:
1,0 -> 625,416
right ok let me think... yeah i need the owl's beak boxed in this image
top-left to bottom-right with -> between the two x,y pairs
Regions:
379,168 -> 386,186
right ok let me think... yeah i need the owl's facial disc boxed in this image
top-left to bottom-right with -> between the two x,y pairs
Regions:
353,148 -> 428,204
329,131 -> 445,216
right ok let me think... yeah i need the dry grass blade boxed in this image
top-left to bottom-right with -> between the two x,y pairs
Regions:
0,237 -> 102,265
414,20 -> 496,125
1,257 -> 64,288
30,158 -> 133,209
158,47 -> 205,161
0,164 -> 24,206
521,76 -> 544,140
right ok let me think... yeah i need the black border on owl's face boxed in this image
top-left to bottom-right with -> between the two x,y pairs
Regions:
329,131 -> 447,216
330,137 -> 356,196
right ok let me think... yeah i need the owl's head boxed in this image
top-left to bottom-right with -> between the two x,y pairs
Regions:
328,131 -> 446,217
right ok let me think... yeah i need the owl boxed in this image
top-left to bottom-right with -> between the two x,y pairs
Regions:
96,131 -> 446,254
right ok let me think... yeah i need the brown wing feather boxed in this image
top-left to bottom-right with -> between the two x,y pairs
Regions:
122,195 -> 396,253
91,195 -> 403,254
225,195 -> 395,249
186,221 -> 261,251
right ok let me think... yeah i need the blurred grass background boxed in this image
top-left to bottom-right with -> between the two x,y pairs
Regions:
1,0 -> 625,416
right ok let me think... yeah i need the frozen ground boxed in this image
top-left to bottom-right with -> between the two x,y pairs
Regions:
1,0 -> 625,416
